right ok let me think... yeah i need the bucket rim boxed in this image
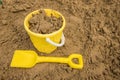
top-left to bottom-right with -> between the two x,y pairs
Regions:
24,9 -> 65,38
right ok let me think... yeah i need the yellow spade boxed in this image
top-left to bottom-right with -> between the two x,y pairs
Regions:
10,50 -> 83,69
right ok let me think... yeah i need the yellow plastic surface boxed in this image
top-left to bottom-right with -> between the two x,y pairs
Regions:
24,9 -> 66,53
11,50 -> 83,69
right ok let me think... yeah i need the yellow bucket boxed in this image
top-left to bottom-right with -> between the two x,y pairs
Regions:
24,9 -> 66,54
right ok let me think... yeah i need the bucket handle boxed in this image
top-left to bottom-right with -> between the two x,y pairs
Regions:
46,33 -> 65,47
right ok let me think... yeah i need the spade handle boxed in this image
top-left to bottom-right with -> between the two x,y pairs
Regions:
37,54 -> 83,69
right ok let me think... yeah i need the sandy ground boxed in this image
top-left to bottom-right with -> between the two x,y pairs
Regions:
0,0 -> 120,80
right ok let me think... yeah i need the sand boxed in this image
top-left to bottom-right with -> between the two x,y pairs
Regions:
29,10 -> 63,34
0,0 -> 120,80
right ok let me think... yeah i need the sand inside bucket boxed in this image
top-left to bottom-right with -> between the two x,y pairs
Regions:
29,10 -> 63,34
